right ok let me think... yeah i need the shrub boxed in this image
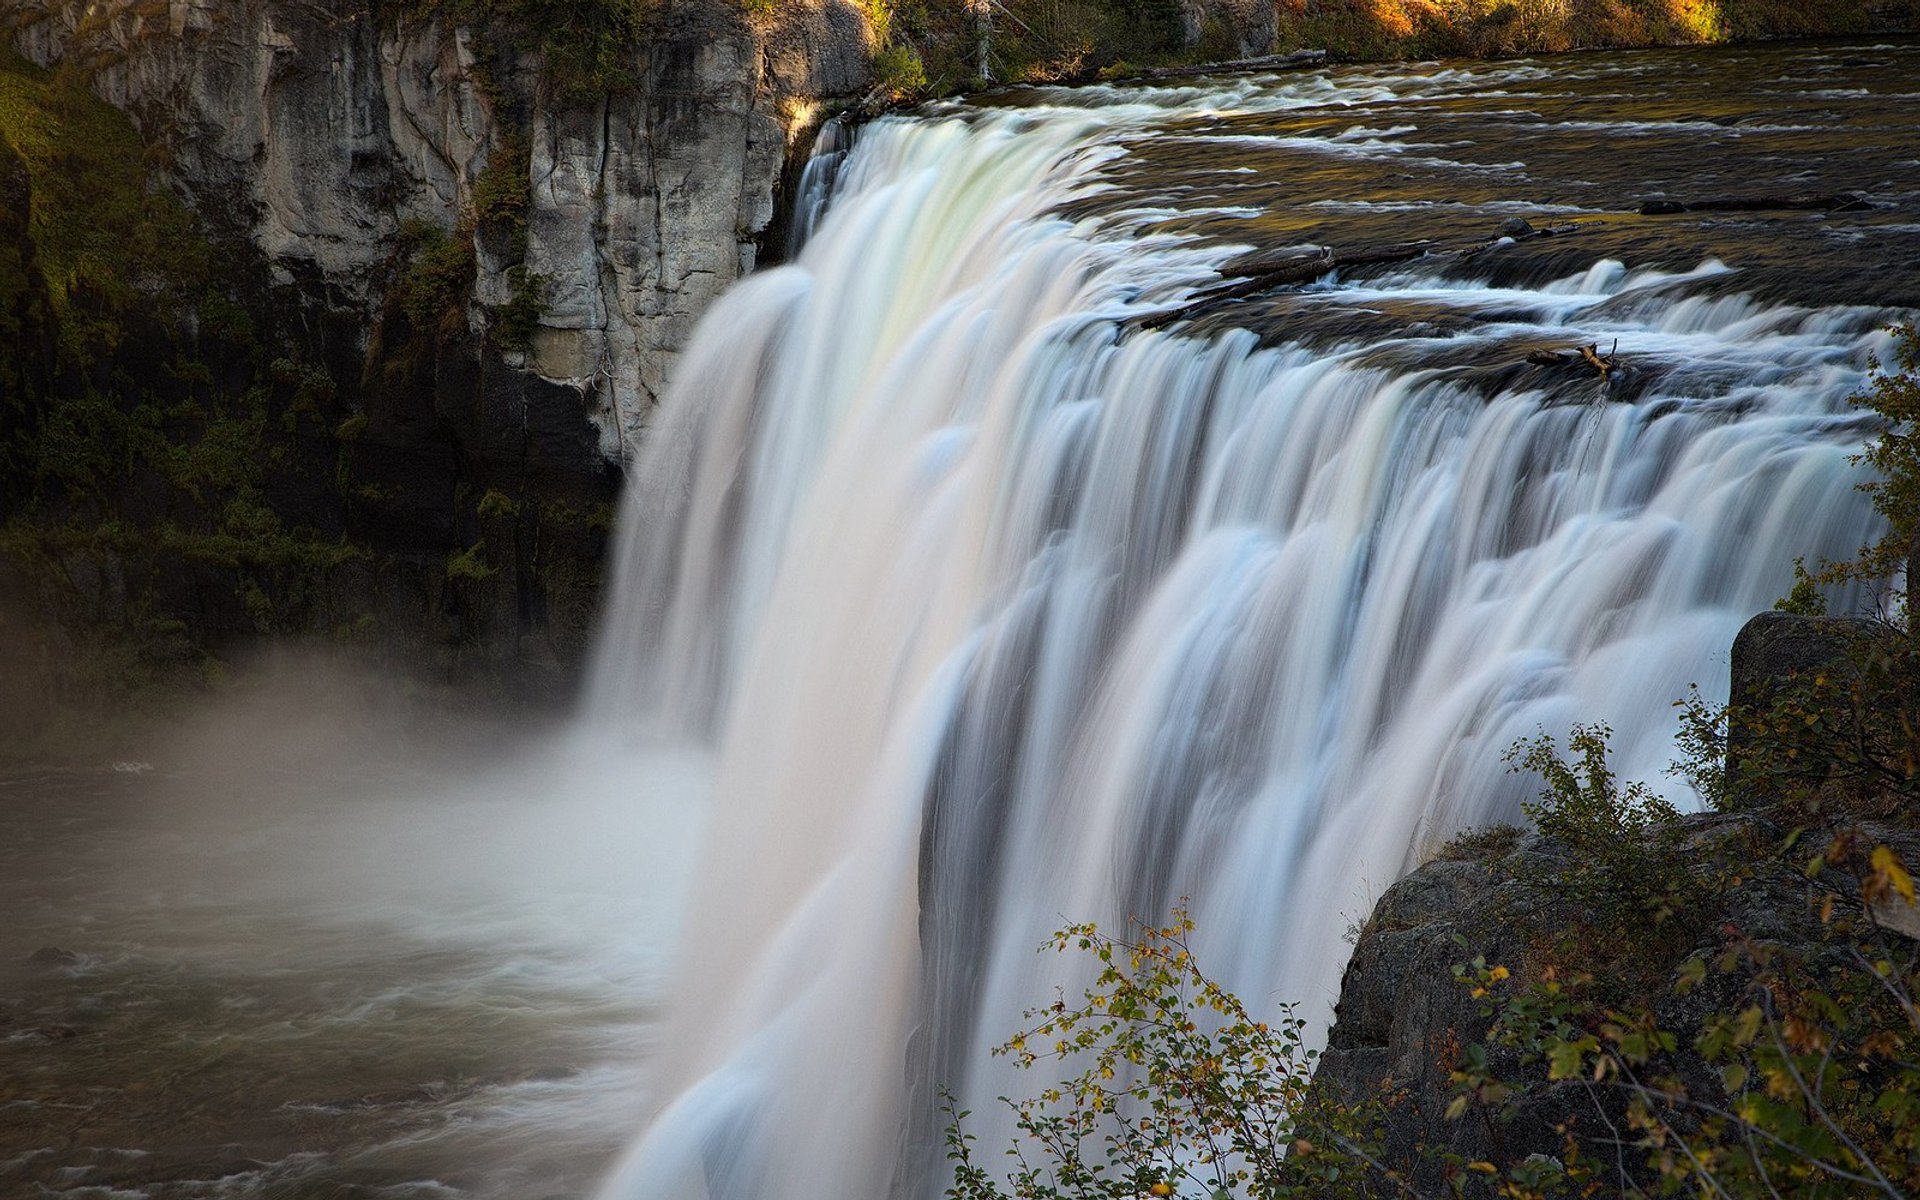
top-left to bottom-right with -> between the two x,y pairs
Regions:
873,43 -> 930,97
1823,323 -> 1920,618
1675,635 -> 1920,824
1460,834 -> 1920,1200
410,0 -> 656,105
492,265 -> 550,351
472,130 -> 533,258
446,540 -> 497,582
946,911 -> 1397,1200
1506,724 -> 1709,966
393,218 -> 476,337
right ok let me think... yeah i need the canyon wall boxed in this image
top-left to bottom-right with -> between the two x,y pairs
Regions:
0,0 -> 871,712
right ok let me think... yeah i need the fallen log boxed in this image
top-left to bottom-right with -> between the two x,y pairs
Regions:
1580,339 -> 1620,378
1136,50 -> 1328,80
1459,218 -> 1583,259
1639,192 -> 1873,215
1526,340 -> 1619,377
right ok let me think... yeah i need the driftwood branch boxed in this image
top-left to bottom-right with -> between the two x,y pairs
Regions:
1639,192 -> 1872,215
1528,338 -> 1621,378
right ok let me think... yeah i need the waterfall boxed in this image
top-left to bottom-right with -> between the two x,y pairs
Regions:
585,71 -> 1892,1200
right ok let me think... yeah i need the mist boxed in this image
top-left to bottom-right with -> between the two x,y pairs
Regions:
0,646 -> 710,1199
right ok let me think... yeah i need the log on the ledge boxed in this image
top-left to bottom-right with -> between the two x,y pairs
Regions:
1639,192 -> 1874,215
1135,216 -> 1589,332
1138,49 -> 1327,80
1459,218 -> 1583,258
1525,340 -> 1619,377
1580,340 -> 1619,377
1140,241 -> 1435,329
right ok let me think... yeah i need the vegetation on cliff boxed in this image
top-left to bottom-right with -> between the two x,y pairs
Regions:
0,44 -> 604,758
868,0 -> 1917,97
398,0 -> 657,102
885,0 -> 1188,91
0,49 -> 373,730
1272,0 -> 1920,61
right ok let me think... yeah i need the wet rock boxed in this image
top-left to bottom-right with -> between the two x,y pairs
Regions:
1497,216 -> 1535,237
27,946 -> 80,968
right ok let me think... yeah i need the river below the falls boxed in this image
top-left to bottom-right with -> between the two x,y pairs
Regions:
7,34 -> 1920,1200
0,719 -> 710,1200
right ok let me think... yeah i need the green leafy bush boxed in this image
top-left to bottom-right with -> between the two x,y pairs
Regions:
393,218 -> 477,336
873,43 -> 929,97
1459,833 -> 1920,1199
493,265 -> 550,351
446,540 -> 497,582
472,130 -> 533,257
1820,323 -> 1920,615
946,911 -> 1398,1200
1507,724 -> 1711,968
1676,637 -> 1920,825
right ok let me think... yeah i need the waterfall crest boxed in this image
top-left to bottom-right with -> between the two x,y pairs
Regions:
587,73 -> 1891,1200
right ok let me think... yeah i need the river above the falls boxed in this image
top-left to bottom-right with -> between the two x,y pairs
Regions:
7,34 -> 1920,1200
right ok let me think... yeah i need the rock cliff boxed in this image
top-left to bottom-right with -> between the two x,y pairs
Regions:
9,0 -> 871,449
1316,610 -> 1920,1192
0,0 -> 871,706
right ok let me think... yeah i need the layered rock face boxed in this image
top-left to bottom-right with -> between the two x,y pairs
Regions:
1,0 -> 871,697
9,0 -> 870,448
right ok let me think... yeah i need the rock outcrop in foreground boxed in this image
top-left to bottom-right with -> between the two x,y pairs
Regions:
1318,610 -> 1920,1191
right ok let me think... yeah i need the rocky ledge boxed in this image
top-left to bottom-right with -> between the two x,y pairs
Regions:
1317,609 -> 1920,1192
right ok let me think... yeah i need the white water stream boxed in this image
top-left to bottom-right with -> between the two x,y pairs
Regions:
585,68 -> 1896,1200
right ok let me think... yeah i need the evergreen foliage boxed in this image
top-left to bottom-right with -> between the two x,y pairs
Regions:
403,0 -> 657,104
0,49 -> 362,638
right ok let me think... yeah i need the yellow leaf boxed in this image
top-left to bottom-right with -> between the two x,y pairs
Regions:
1873,845 -> 1917,904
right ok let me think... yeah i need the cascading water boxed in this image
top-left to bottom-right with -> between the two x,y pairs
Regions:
585,53 -> 1908,1200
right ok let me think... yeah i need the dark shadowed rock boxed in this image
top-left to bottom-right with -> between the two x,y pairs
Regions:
1726,611 -> 1886,801
1316,809 -> 1920,1192
1729,611 -> 1881,709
